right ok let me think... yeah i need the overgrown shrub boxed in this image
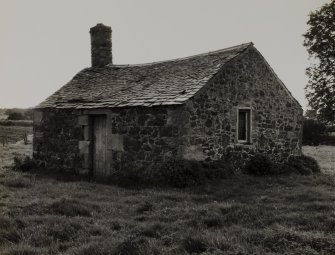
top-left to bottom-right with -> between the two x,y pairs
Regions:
111,166 -> 145,187
111,158 -> 235,188
303,119 -> 326,145
243,154 -> 274,176
271,162 -> 296,175
243,153 -> 320,176
13,156 -> 37,172
286,155 -> 320,175
157,159 -> 205,188
202,160 -> 234,179
223,147 -> 247,171
6,111 -> 24,120
316,132 -> 335,146
5,108 -> 33,120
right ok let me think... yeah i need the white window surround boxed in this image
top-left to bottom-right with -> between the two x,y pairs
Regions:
237,107 -> 252,144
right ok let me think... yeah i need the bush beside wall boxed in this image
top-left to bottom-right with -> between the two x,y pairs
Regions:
244,153 -> 320,176
15,153 -> 320,188
302,119 -> 326,145
287,155 -> 320,175
110,159 -> 234,188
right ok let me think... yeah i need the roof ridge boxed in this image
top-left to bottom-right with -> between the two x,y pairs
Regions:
108,42 -> 253,68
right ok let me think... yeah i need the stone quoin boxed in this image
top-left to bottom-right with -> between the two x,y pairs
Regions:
33,23 -> 303,177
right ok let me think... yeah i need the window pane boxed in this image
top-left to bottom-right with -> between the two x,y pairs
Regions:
238,111 -> 247,140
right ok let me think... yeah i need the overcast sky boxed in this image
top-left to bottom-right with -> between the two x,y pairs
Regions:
0,0 -> 328,109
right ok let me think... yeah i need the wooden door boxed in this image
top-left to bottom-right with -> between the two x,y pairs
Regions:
93,115 -> 107,177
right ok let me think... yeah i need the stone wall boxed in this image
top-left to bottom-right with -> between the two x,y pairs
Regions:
33,46 -> 302,175
33,109 -> 84,171
178,47 -> 303,162
107,106 -> 186,171
33,106 -> 187,173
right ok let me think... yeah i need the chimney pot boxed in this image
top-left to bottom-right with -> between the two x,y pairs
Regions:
90,23 -> 112,67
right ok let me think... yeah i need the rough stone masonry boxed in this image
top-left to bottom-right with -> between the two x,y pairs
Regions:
33,24 -> 303,176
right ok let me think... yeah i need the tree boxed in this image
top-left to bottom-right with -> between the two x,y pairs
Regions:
303,0 -> 335,124
302,118 -> 326,145
6,110 -> 23,120
5,108 -> 33,120
304,109 -> 318,120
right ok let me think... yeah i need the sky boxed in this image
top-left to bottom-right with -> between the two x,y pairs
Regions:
0,0 -> 329,109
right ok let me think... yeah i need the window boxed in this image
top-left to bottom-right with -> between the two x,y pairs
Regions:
237,108 -> 251,143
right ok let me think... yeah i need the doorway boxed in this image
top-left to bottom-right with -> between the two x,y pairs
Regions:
92,115 -> 107,177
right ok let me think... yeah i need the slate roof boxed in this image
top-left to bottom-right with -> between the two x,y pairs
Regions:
37,43 -> 253,109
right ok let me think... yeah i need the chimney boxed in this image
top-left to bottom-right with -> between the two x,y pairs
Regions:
89,23 -> 112,67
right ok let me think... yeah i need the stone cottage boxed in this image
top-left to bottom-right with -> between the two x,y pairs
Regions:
33,23 -> 303,177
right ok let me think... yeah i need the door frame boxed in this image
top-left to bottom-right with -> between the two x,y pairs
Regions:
82,110 -> 110,176
91,114 -> 107,177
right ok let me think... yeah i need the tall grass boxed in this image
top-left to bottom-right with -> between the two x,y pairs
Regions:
0,139 -> 334,254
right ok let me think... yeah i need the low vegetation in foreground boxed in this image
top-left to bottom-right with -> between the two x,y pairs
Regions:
0,139 -> 335,254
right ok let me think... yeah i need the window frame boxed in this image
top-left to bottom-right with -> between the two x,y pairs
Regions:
237,107 -> 252,144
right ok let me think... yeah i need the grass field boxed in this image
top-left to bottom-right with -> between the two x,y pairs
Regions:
0,139 -> 334,254
303,146 -> 335,175
0,125 -> 33,144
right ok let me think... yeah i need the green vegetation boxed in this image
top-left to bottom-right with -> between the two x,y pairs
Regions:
303,0 -> 335,124
287,155 -> 320,175
0,136 -> 335,254
14,152 -> 319,188
0,120 -> 33,127
303,118 -> 326,145
0,126 -> 32,144
303,145 -> 335,175
5,108 -> 33,121
109,154 -> 318,187
244,154 -> 321,176
302,118 -> 335,146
